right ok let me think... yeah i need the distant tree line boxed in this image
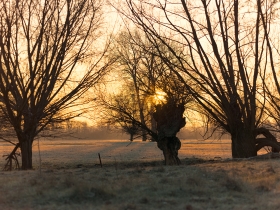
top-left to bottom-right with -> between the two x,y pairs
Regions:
47,119 -> 228,141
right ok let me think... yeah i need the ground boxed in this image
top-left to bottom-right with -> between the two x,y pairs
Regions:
0,139 -> 279,209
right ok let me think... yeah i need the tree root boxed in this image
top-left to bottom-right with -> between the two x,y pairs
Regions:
255,127 -> 280,153
3,143 -> 20,171
255,138 -> 280,152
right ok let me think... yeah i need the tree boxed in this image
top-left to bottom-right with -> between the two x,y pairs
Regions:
259,1 -> 280,151
100,29 -> 164,141
100,29 -> 192,164
0,0 -> 113,169
153,100 -> 186,165
100,85 -> 147,141
111,30 -> 157,141
123,0 -> 280,158
100,88 -> 188,165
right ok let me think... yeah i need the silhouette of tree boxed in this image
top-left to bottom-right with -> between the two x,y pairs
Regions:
122,0 -> 280,158
100,29 -> 192,164
0,0 -> 113,169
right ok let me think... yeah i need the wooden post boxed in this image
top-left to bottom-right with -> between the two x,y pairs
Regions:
98,153 -> 102,168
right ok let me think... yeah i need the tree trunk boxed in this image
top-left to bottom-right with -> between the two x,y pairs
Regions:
129,133 -> 133,141
150,111 -> 157,142
20,139 -> 33,170
153,102 -> 186,164
231,129 -> 257,158
141,130 -> 147,141
157,136 -> 181,165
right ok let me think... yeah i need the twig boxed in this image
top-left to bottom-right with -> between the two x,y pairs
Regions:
3,143 -> 20,171
0,136 -> 17,146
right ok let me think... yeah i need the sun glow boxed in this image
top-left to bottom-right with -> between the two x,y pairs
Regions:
153,90 -> 167,104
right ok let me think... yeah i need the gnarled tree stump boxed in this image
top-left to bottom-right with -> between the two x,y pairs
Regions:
153,102 -> 186,165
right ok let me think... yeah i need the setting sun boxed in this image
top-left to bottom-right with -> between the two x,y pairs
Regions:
153,90 -> 167,104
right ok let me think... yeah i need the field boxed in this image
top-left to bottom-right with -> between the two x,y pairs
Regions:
1,139 -> 280,210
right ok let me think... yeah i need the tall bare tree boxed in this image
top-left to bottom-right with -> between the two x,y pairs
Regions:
0,0 -> 113,169
100,29 -> 164,141
122,0 -> 280,158
113,30 -> 156,141
259,1 -> 280,149
100,28 -> 192,164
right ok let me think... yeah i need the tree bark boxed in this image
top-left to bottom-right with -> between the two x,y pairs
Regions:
231,128 -> 257,158
157,136 -> 181,165
20,139 -> 33,170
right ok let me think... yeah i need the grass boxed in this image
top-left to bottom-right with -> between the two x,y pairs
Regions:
1,158 -> 280,209
0,140 -> 280,209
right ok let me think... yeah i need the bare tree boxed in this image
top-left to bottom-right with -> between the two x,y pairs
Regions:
0,0 -> 114,169
100,29 -> 164,141
122,0 -> 280,158
100,83 -> 146,141
100,28 -> 192,164
258,1 -> 280,151
112,30 -> 156,141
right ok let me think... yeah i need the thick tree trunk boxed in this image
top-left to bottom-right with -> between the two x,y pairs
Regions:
153,102 -> 185,165
157,136 -> 181,165
20,139 -> 33,170
231,129 -> 257,158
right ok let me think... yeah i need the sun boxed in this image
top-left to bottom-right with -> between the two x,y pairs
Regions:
153,90 -> 167,104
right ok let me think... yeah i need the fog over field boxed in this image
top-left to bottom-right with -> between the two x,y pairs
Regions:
1,139 -> 232,167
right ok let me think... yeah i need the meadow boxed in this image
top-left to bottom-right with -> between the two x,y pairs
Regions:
0,139 -> 279,210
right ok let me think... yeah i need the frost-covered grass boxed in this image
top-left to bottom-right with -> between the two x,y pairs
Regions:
0,140 -> 279,209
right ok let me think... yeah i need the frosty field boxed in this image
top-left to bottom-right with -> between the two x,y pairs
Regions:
0,139 -> 279,210
0,139 -> 234,170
